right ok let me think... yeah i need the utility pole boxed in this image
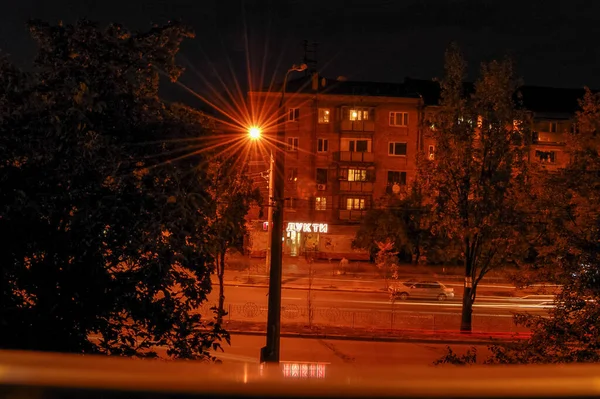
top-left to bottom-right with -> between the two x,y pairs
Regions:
260,63 -> 307,364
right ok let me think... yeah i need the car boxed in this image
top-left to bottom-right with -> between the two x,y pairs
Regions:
389,280 -> 455,301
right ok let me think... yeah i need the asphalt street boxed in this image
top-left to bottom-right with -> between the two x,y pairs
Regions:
208,285 -> 553,317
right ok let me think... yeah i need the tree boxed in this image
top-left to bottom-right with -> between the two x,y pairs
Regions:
206,157 -> 261,325
0,19 -> 227,359
482,87 -> 600,363
353,183 -> 460,265
420,45 -> 531,332
353,185 -> 431,264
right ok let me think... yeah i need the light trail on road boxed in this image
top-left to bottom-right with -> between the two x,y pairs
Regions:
211,285 -> 552,318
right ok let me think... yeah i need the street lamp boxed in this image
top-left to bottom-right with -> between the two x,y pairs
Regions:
261,63 -> 307,364
248,126 -> 261,140
248,127 -> 274,274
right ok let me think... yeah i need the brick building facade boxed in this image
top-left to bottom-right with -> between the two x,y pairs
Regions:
244,76 -> 587,261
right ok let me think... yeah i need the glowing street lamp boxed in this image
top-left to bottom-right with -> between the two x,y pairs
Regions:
248,126 -> 261,140
247,126 -> 274,275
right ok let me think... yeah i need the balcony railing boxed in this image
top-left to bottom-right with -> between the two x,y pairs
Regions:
339,181 -> 374,192
338,210 -> 367,221
336,151 -> 375,163
340,119 -> 375,132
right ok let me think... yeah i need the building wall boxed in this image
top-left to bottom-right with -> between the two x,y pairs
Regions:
246,90 -> 422,260
245,86 -> 578,261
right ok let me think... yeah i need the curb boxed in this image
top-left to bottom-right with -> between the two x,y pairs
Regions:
228,330 -> 524,345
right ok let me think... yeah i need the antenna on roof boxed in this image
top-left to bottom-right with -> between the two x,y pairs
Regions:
303,40 -> 318,77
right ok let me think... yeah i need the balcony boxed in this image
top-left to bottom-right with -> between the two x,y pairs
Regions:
341,119 -> 375,132
336,151 -> 375,163
339,181 -> 374,192
338,210 -> 367,221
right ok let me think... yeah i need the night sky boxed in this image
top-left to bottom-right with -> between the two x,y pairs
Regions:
3,0 -> 600,105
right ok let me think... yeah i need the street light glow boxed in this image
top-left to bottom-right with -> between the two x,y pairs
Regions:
248,126 -> 261,139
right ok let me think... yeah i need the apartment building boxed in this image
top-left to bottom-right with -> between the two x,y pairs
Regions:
244,76 -> 587,261
246,76 -> 423,260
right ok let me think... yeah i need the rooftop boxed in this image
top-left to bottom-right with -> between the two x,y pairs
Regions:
256,75 -> 595,115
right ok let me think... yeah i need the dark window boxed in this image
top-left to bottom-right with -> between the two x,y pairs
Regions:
388,142 -> 407,156
288,108 -> 300,121
316,168 -> 328,184
317,138 -> 329,152
387,171 -> 407,185
356,140 -> 368,152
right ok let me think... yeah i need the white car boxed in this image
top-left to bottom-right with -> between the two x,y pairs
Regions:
389,280 -> 455,301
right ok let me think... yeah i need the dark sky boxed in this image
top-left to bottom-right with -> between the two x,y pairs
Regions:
3,0 -> 600,102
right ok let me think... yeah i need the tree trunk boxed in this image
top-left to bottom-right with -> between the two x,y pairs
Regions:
217,251 -> 226,325
460,286 -> 473,332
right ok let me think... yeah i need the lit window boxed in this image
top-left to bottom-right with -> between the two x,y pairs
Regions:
318,108 -> 330,124
287,137 -> 299,151
346,198 -> 365,210
347,108 -> 370,121
477,115 -> 483,128
348,169 -> 367,182
288,108 -> 300,122
428,145 -> 435,160
389,112 -> 409,127
317,138 -> 328,152
315,197 -> 327,211
388,142 -> 407,156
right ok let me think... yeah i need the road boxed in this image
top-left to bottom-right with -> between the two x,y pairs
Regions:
209,285 -> 553,317
214,334 -> 490,366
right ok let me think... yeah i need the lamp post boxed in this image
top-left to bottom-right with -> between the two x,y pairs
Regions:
260,63 -> 307,364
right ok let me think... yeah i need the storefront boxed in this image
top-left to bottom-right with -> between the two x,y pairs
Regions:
247,220 -> 369,261
284,222 -> 328,257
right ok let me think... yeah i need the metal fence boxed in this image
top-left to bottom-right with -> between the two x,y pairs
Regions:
200,302 -> 529,334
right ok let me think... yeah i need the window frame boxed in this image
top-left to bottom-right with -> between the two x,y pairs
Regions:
318,108 -> 331,124
287,137 -> 299,151
428,145 -> 435,160
345,197 -> 366,210
317,138 -> 329,152
288,108 -> 300,122
388,142 -> 407,156
348,168 -> 367,182
535,150 -> 556,164
389,111 -> 409,127
316,168 -> 328,185
315,196 -> 327,211
287,168 -> 298,182
387,170 -> 407,187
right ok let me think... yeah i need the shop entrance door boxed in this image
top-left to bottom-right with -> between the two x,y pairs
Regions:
286,230 -> 302,257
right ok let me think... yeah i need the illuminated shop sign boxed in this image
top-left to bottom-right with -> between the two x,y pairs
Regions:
286,222 -> 328,233
281,362 -> 327,379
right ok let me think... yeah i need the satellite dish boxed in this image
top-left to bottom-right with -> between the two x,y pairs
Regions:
392,184 -> 401,194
